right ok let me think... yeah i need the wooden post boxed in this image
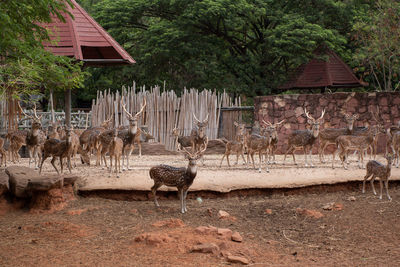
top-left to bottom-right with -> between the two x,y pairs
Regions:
49,89 -> 55,123
65,89 -> 71,127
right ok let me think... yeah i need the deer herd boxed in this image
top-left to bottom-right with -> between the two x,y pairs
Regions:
0,102 -> 399,213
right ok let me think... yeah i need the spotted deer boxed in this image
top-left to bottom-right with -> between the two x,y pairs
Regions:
120,98 -> 146,170
190,113 -> 209,165
39,127 -> 74,175
109,128 -> 123,178
149,145 -> 206,213
318,113 -> 358,163
5,130 -> 27,163
389,131 -> 400,168
79,116 -> 113,154
218,135 -> 247,167
363,154 -> 393,200
19,102 -> 45,169
261,119 -> 285,164
283,108 -> 325,167
171,127 -> 193,149
246,132 -> 272,173
333,125 -> 385,169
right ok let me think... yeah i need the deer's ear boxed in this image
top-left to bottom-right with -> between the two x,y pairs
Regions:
307,119 -> 313,124
234,121 -> 238,127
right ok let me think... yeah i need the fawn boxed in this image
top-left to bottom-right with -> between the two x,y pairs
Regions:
363,154 -> 393,200
109,128 -> 123,178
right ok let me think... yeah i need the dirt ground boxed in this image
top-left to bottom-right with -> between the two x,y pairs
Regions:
1,143 -> 400,266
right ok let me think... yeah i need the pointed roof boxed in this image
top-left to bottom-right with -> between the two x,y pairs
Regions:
41,0 -> 135,66
279,47 -> 365,91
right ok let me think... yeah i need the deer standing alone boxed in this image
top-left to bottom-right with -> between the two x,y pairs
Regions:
283,108 -> 325,167
149,145 -> 206,213
246,131 -> 272,173
363,154 -> 393,200
120,98 -> 146,170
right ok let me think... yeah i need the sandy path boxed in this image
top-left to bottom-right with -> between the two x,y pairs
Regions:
41,154 -> 399,193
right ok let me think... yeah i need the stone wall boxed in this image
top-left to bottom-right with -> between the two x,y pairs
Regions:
254,92 -> 400,154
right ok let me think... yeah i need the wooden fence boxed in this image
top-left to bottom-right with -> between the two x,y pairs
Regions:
91,84 -> 242,150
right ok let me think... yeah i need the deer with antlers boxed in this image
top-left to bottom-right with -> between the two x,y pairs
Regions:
246,132 -> 272,172
261,119 -> 285,164
283,108 -> 325,167
19,102 -> 46,169
149,144 -> 206,213
120,98 -> 146,170
318,113 -> 359,163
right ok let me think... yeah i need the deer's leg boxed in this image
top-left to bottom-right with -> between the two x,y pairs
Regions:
67,155 -> 72,174
303,147 -> 308,167
309,147 -> 314,167
126,146 -> 133,170
227,154 -> 232,167
370,175 -> 377,195
359,149 -> 364,169
250,152 -> 255,169
362,172 -> 371,193
183,189 -> 188,212
28,147 -> 33,167
258,151 -> 262,173
109,154 -> 113,177
39,154 -> 48,175
51,157 -> 59,175
137,140 -> 142,157
384,179 -> 391,200
95,145 -> 101,166
379,178 -> 383,200
117,155 -> 121,177
319,141 -> 327,163
241,151 -> 246,165
219,154 -> 225,167
151,182 -> 162,207
59,156 -> 64,174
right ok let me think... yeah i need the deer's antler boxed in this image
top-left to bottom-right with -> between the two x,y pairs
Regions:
134,98 -> 146,118
318,109 -> 326,121
32,102 -> 42,120
304,108 -> 314,121
193,113 -> 209,123
121,100 -> 134,119
275,119 -> 286,126
18,102 -> 33,119
262,119 -> 273,127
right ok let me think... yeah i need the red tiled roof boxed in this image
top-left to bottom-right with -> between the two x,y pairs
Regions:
279,47 -> 365,90
41,0 -> 135,66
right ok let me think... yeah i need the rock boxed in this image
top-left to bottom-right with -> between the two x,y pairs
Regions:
195,225 -> 218,234
5,166 -> 63,198
67,209 -> 87,215
151,218 -> 185,228
347,196 -> 356,201
265,209 -> 273,214
218,210 -> 230,219
134,233 -> 172,245
296,208 -> 324,219
231,231 -> 243,242
333,203 -> 343,211
227,255 -> 250,265
190,243 -> 219,254
217,228 -> 232,239
274,97 -> 286,108
295,107 -> 304,117
322,202 -> 334,210
0,171 -> 9,196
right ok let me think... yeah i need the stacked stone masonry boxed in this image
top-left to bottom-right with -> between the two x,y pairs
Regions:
254,92 -> 400,154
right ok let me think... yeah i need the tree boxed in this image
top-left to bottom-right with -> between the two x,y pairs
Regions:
353,0 -> 400,91
0,0 -> 88,99
78,0 -> 354,99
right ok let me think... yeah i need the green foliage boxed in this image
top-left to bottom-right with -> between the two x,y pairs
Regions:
352,0 -> 400,91
78,0 -> 356,98
0,0 -> 88,99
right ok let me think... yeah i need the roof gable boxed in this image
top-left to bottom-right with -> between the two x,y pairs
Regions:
42,0 -> 135,65
279,47 -> 364,90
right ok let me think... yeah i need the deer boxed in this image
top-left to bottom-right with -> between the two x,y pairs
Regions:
318,113 -> 359,163
39,127 -> 74,175
171,127 -> 193,149
283,108 -> 325,167
362,154 -> 393,200
120,98 -> 146,170
261,119 -> 285,164
390,131 -> 400,168
47,121 -> 60,140
96,129 -> 114,168
190,113 -> 209,165
149,144 -> 206,213
19,102 -> 45,169
333,125 -> 385,170
246,132 -> 272,173
79,116 -> 113,153
109,128 -> 123,178
5,130 -> 27,163
68,128 -> 90,167
218,134 -> 247,167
